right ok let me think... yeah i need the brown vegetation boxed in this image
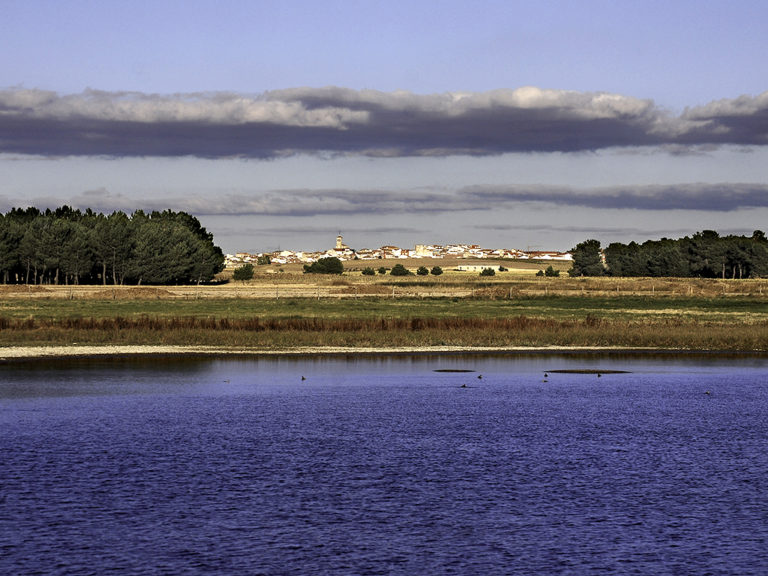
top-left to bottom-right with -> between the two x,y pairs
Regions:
1,313 -> 766,351
3,272 -> 768,352
3,274 -> 768,301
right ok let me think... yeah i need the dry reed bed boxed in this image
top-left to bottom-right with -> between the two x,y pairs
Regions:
2,314 -> 767,351
0,315 -> 572,331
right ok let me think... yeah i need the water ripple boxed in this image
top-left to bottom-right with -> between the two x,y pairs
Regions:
2,357 -> 768,574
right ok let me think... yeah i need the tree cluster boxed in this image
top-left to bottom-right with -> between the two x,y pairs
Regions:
303,257 -> 344,274
390,264 -> 410,276
536,265 -> 560,277
568,239 -> 605,277
0,207 -> 224,285
569,231 -> 768,278
233,263 -> 255,281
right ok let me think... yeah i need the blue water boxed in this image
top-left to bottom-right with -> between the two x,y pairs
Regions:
2,353 -> 767,575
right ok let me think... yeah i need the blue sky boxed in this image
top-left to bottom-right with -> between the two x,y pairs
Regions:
2,0 -> 767,253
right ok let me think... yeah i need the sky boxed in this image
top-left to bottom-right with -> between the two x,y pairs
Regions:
1,0 -> 767,254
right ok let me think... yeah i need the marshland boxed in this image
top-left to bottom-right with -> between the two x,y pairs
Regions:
2,261 -> 768,352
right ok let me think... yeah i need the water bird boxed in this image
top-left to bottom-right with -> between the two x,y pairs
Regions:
544,373 -> 549,378
461,383 -> 467,388
705,390 -> 711,395
477,374 -> 482,380
597,373 -> 601,378
301,376 -> 306,381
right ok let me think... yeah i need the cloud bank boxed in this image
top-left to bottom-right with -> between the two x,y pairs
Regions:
459,183 -> 768,212
4,182 -> 764,217
1,87 -> 767,158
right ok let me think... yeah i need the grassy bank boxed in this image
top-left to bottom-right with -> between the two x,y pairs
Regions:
2,294 -> 767,351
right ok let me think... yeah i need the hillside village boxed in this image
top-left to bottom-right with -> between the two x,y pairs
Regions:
226,236 -> 572,267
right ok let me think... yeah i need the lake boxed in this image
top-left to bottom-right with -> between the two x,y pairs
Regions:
2,352 -> 767,575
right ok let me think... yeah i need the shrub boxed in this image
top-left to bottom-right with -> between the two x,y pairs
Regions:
362,267 -> 376,276
479,267 -> 496,277
303,257 -> 344,274
378,267 -> 388,275
390,264 -> 410,276
256,254 -> 271,265
416,266 -> 429,276
544,265 -> 560,277
431,266 -> 443,276
232,263 -> 254,281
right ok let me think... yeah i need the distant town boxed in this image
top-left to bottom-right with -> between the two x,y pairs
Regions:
225,236 -> 572,267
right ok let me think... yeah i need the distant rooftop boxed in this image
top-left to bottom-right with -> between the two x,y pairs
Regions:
225,239 -> 571,266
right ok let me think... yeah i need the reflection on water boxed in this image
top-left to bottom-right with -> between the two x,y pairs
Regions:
4,351 -> 766,400
2,353 -> 768,575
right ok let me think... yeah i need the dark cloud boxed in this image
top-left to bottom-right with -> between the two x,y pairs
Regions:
212,223 -> 418,238
460,183 -> 768,211
42,182 -> 768,217
477,222 -> 768,245
679,93 -> 768,146
478,223 -> 677,235
1,87 -> 767,158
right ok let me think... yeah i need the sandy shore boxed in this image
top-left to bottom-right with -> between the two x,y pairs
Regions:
0,344 -> 658,360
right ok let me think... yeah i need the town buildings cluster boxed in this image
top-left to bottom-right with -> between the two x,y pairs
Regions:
225,236 -> 572,267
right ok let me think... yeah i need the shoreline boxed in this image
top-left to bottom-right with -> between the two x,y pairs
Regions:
2,344 -> 766,362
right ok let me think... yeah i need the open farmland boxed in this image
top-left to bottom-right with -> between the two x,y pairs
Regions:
2,256 -> 767,301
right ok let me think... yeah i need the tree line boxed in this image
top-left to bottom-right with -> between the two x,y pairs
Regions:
0,207 -> 225,285
569,230 -> 768,278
